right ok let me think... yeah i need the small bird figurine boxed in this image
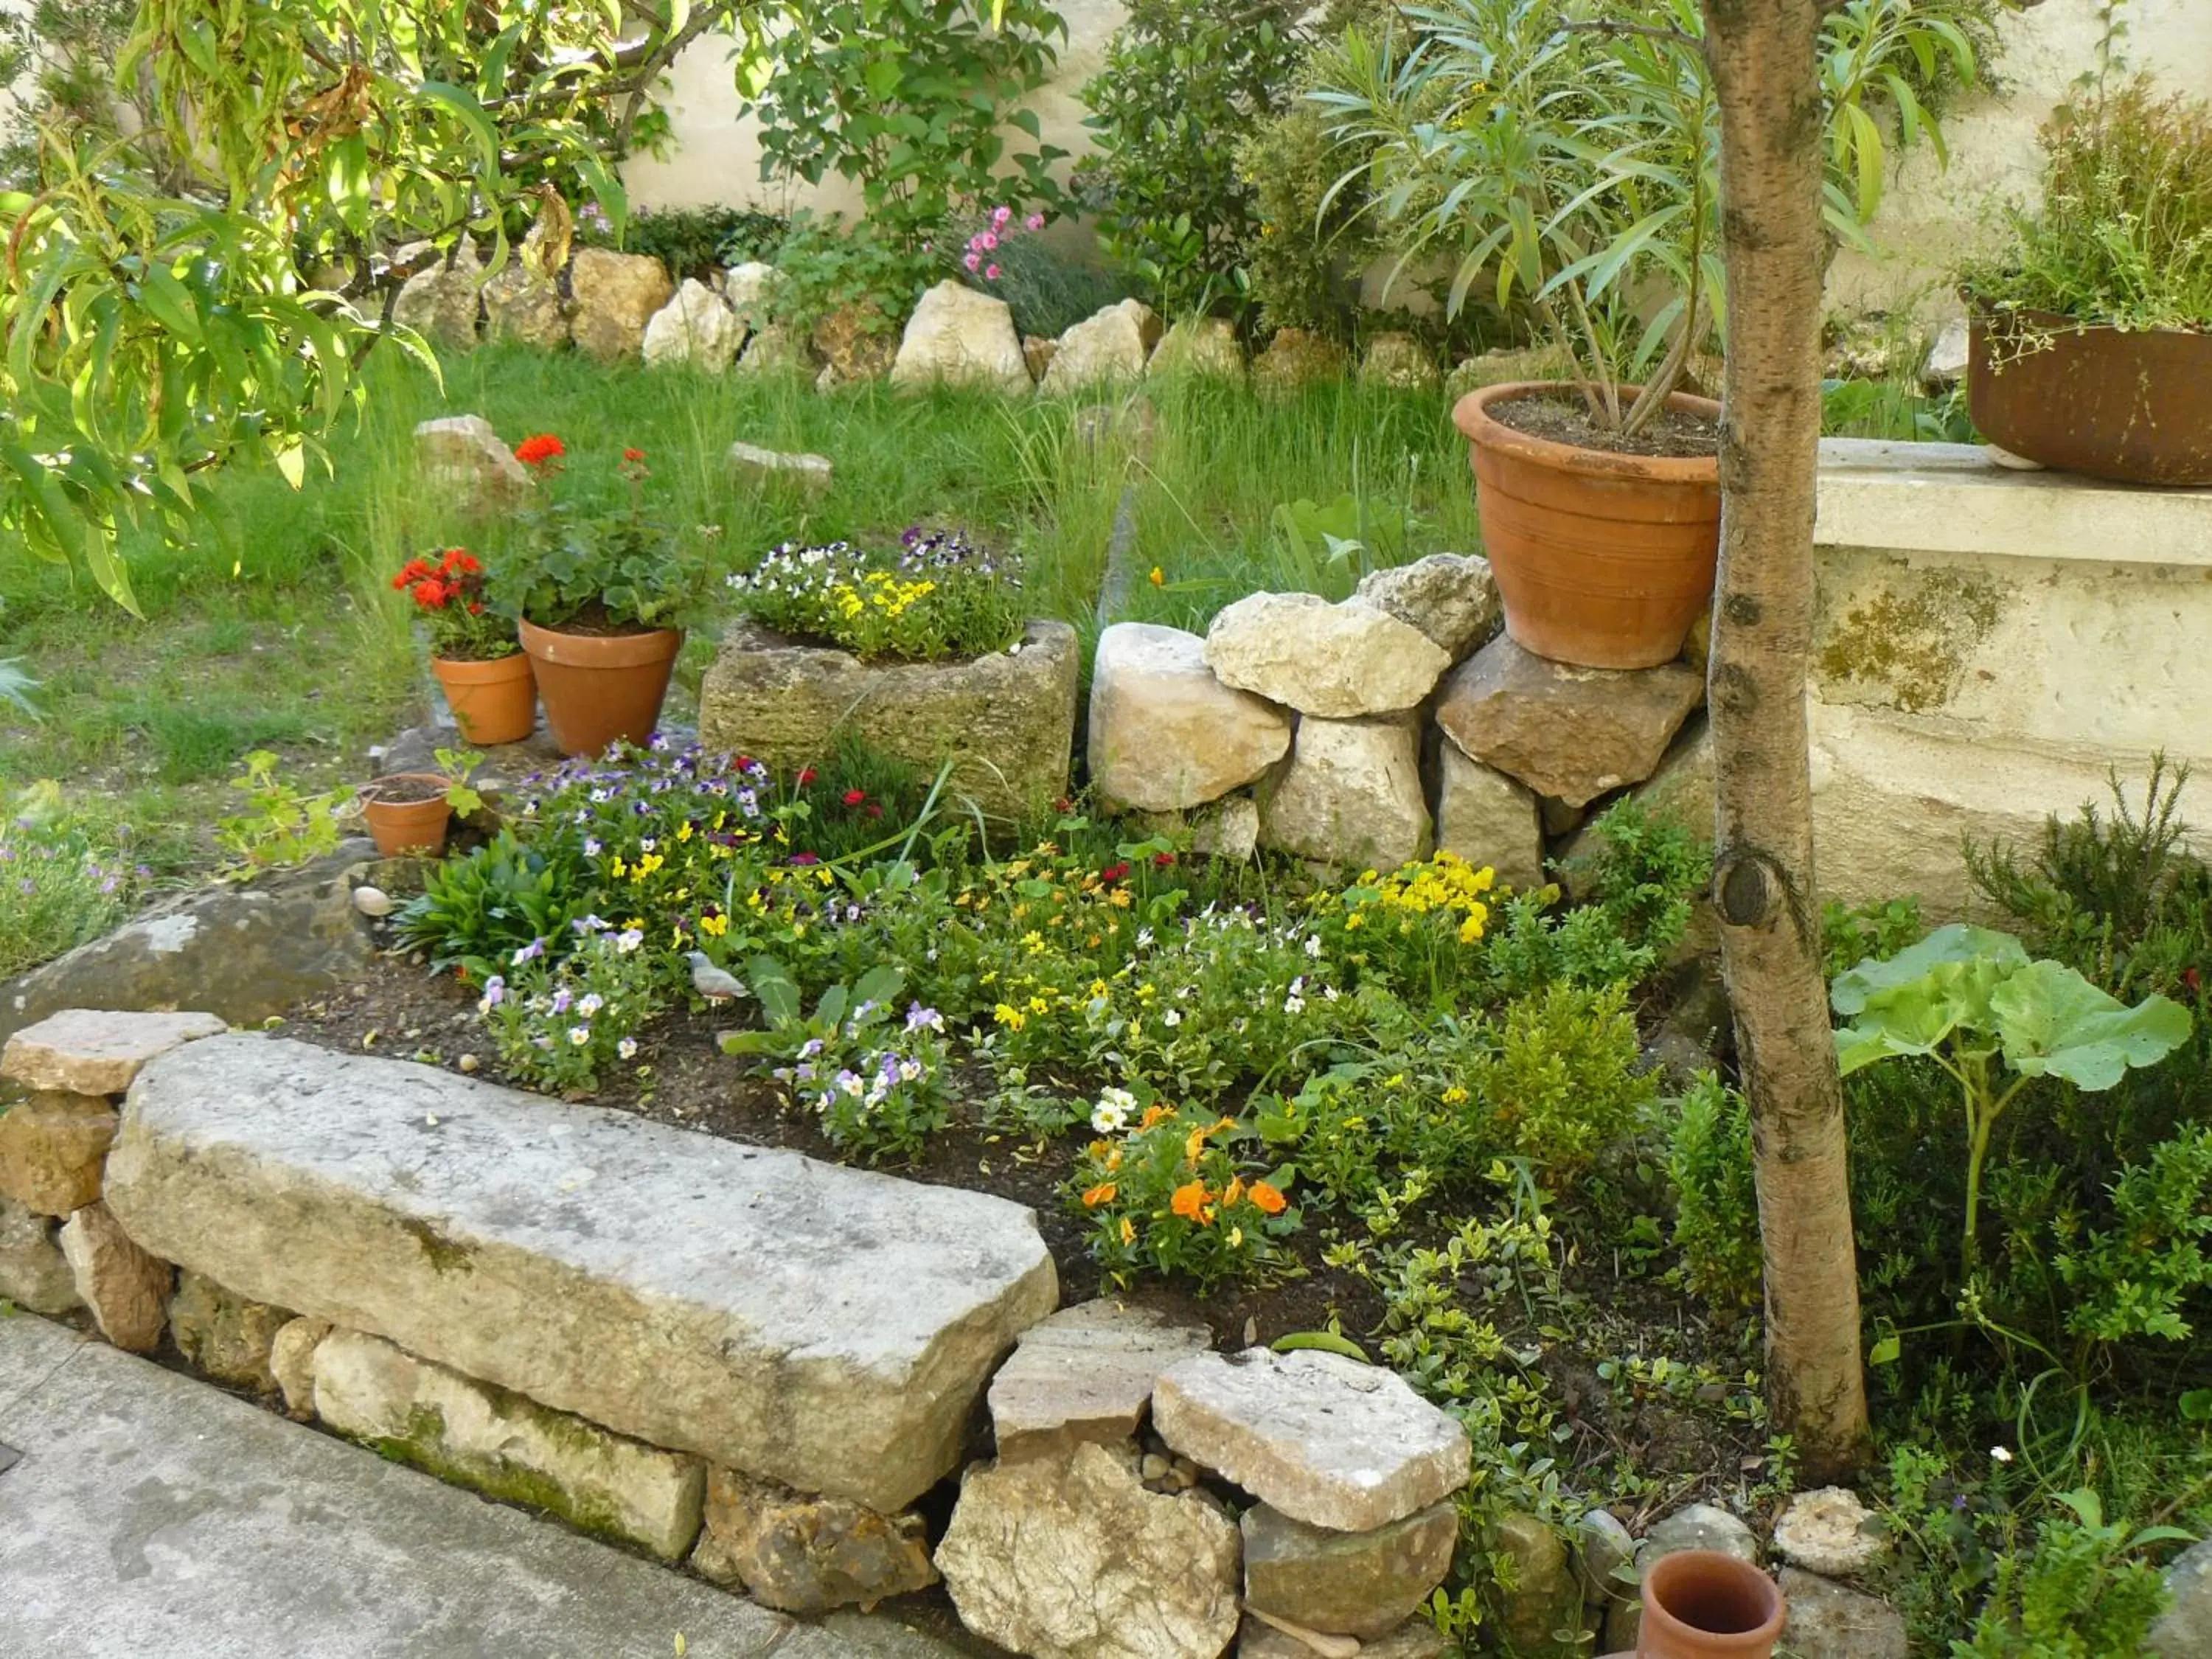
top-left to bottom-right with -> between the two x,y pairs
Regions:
685,951 -> 751,1004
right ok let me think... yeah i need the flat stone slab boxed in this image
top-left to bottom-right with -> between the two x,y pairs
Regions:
104,1035 -> 1058,1512
1153,1349 -> 1470,1532
987,1298 -> 1211,1458
1,1008 -> 226,1094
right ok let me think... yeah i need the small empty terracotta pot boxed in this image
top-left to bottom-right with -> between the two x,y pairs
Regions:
1633,1551 -> 1786,1659
361,773 -> 454,858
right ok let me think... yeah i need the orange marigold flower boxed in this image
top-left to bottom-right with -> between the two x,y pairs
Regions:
514,433 -> 566,466
1222,1176 -> 1246,1208
1184,1126 -> 1210,1165
1082,1182 -> 1118,1208
1170,1180 -> 1211,1222
1139,1104 -> 1174,1130
1248,1180 -> 1288,1216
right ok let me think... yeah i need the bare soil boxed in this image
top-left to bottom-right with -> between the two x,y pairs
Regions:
1492,390 -> 1721,460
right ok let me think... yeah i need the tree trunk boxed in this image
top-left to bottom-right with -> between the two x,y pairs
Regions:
1699,0 -> 1871,1478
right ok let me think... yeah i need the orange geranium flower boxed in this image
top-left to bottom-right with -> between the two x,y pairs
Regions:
1248,1180 -> 1288,1216
1082,1182 -> 1118,1208
1170,1180 -> 1211,1222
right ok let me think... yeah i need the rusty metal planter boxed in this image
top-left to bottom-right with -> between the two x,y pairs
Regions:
1969,308 -> 2212,487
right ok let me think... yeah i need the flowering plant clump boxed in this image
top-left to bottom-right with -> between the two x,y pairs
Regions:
957,203 -> 1048,285
479,919 -> 659,1093
726,529 -> 1023,663
1310,850 -> 1499,1002
1070,1093 -> 1299,1288
0,784 -> 150,978
392,548 -> 516,660
494,439 -> 699,632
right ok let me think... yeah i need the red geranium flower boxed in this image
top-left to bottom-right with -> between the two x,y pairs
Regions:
623,447 -> 647,462
843,789 -> 867,807
1153,852 -> 1177,869
1100,861 -> 1131,883
514,433 -> 566,467
796,767 -> 817,786
411,578 -> 451,608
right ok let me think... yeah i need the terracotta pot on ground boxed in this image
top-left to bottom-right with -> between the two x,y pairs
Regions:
1601,1549 -> 1787,1659
361,774 -> 453,858
1453,380 -> 1721,670
518,618 -> 684,758
1968,308 -> 2212,486
431,650 -> 537,746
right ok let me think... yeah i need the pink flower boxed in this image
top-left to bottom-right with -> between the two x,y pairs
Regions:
992,205 -> 1013,226
981,232 -> 998,251
969,232 -> 987,252
964,251 -> 982,272
985,263 -> 1001,281
1026,212 -> 1046,232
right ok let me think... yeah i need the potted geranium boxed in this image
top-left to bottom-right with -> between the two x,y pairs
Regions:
1961,80 -> 2212,485
497,434 -> 699,757
1322,0 -> 1986,667
393,547 -> 535,745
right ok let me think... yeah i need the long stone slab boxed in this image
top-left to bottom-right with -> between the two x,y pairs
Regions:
104,1034 -> 1059,1511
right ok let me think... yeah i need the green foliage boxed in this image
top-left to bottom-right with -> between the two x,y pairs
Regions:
766,210 -> 929,335
492,441 -> 702,630
1579,797 -> 1712,959
1472,981 -> 1655,1183
1952,1489 -> 2184,1658
1963,78 -> 2212,333
725,532 -> 1024,663
1076,0 -> 1307,316
396,829 -> 589,977
575,204 -> 786,281
958,224 -> 1131,340
2054,1124 -> 2212,1346
0,781 -> 147,977
1239,91 -> 1366,339
213,751 -> 349,873
1071,1093 -> 1301,1289
479,926 -> 661,1093
1823,892 -> 1927,980
1668,1073 -> 1762,1312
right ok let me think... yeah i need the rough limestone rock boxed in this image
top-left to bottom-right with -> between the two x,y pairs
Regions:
2151,1537 -> 2212,1658
936,1441 -> 1242,1659
1642,1502 -> 1759,1566
1433,635 -> 1705,807
480,260 -> 568,349
1433,744 -> 1545,893
1022,335 -> 1057,383
891,280 -> 1032,395
1042,299 -> 1162,395
1089,623 -> 1292,813
0,1091 -> 119,1215
723,261 -> 776,330
1573,1506 -> 1637,1610
103,1036 -> 1057,1512
1774,1487 -> 1889,1577
1239,1619 -> 1445,1659
269,1315 -> 331,1419
691,1467 -> 937,1613
0,1194 -> 79,1314
1922,316 -> 1970,388
987,1299 -> 1213,1461
58,1200 -> 171,1352
1355,554 -> 1502,661
168,1268 -> 294,1391
2,1009 -> 226,1096
313,1327 -> 706,1561
0,849 -> 375,1046
1493,1510 -> 1584,1658
1360,332 -> 1440,392
813,302 -> 899,385
1153,1349 -> 1471,1533
1442,344 -> 1575,401
1252,328 -> 1348,398
1557,718 -> 1714,897
1206,593 -> 1449,719
414,414 -> 533,512
1777,1568 -> 1907,1659
568,248 -> 672,363
1193,796 -> 1261,863
1262,715 -> 1431,872
700,620 -> 1079,821
392,249 -> 483,354
1242,1499 -> 1458,1638
734,321 -> 813,375
1150,316 -> 1245,380
642,278 -> 740,371
728,442 -> 833,497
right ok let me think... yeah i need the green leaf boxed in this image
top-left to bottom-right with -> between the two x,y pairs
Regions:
1273,1330 -> 1371,1362
1868,1332 -> 1902,1366
1831,923 -> 2030,1017
1987,961 -> 2191,1092
746,955 -> 802,1027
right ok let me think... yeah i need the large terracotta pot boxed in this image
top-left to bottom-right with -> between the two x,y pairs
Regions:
361,773 -> 453,858
518,617 -> 684,758
1968,307 -> 2212,486
1601,1549 -> 1787,1659
431,650 -> 536,747
1453,381 -> 1721,670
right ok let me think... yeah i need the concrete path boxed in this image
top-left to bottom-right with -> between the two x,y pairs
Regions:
0,1312 -> 973,1659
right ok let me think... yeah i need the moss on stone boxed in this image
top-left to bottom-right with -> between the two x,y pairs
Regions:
395,1216 -> 476,1276
1816,566 -> 2003,713
361,1400 -> 640,1548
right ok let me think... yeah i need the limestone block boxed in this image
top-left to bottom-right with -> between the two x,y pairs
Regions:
1252,328 -> 1348,398
313,1327 -> 706,1561
727,442 -> 833,497
0,1091 -> 119,1215
1359,332 -> 1439,392
1022,335 -> 1057,383
168,1268 -> 295,1391
735,322 -> 813,375
0,1194 -> 80,1314
1573,1506 -> 1637,1610
1778,1568 -> 1908,1659
2152,1537 -> 2212,1658
1492,1509 -> 1583,1658
1641,1502 -> 1758,1565
1242,1499 -> 1458,1638
987,1299 -> 1212,1460
1433,635 -> 1705,807
58,1201 -> 171,1352
414,415 -> 533,512
642,278 -> 740,371
1206,593 -> 1450,718
1152,1348 -> 1470,1533
1,1009 -> 226,1095
890,281 -> 1032,395
392,254 -> 483,354
103,1035 -> 1057,1512
1149,316 -> 1245,380
1443,344 -> 1575,401
812,302 -> 898,385
691,1467 -> 936,1613
1262,715 -> 1431,872
699,620 -> 1079,821
1355,554 -> 1502,661
568,248 -> 672,363
1432,744 -> 1545,894
1239,1618 -> 1446,1658
936,1441 -> 1242,1659
1041,299 -> 1162,395
1088,622 -> 1291,813
723,261 -> 776,330
1193,796 -> 1261,863
481,261 -> 568,350
1773,1486 -> 1890,1577
270,1315 -> 331,1419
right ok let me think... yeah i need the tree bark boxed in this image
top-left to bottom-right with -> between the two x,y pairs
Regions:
1698,0 -> 1871,1478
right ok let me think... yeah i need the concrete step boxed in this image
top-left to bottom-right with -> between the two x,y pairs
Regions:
104,1034 -> 1058,1512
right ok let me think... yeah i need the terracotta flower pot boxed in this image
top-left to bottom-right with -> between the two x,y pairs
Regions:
1600,1550 -> 1786,1659
361,773 -> 453,858
1968,307 -> 2212,486
431,650 -> 537,747
1453,380 -> 1721,670
518,618 -> 684,759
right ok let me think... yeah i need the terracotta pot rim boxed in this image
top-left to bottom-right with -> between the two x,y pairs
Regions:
431,650 -> 532,677
361,771 -> 451,806
1453,380 -> 1722,483
518,616 -> 685,668
1639,1549 -> 1786,1651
